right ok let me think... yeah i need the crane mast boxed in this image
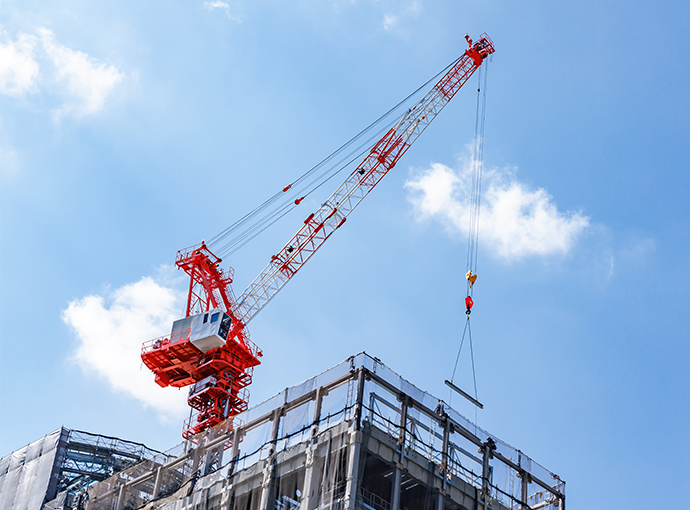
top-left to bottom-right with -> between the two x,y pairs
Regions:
141,34 -> 495,439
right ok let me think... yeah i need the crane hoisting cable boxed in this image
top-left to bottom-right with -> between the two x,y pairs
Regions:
448,56 -> 491,410
465,59 -> 490,299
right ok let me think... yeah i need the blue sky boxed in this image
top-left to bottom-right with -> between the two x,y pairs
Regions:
1,0 -> 689,508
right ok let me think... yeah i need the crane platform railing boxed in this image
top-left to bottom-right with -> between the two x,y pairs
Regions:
141,328 -> 192,355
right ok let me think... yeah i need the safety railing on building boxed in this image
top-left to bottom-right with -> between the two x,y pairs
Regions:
83,353 -> 565,510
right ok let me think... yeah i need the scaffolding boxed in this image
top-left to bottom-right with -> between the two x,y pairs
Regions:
83,353 -> 565,510
0,428 -> 162,510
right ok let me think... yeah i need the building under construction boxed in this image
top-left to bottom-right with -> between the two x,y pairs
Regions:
0,428 -> 162,510
19,353 -> 564,510
1,35 -> 566,510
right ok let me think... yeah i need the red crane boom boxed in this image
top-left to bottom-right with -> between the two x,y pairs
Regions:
141,34 -> 495,439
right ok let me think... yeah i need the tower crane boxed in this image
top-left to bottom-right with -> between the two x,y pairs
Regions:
141,34 -> 495,439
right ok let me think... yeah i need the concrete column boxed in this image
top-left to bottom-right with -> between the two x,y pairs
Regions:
220,484 -> 233,510
435,416 -> 450,510
301,449 -> 324,510
302,387 -> 326,510
258,459 -> 275,510
260,408 -> 283,510
479,438 -> 496,505
342,429 -> 363,510
435,492 -> 444,510
391,394 -> 410,510
390,468 -> 402,510
344,367 -> 367,510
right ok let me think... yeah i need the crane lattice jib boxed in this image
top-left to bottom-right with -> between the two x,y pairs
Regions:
234,34 -> 495,324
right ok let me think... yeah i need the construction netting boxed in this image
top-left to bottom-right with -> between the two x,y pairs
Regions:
0,428 -> 66,510
360,357 -> 565,510
81,353 -> 564,510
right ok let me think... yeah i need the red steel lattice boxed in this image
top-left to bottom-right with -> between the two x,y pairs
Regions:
141,34 -> 494,439
141,242 -> 262,439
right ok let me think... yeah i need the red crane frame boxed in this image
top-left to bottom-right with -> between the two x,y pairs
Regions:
141,34 -> 495,439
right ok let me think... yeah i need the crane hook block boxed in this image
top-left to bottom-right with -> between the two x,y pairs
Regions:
465,296 -> 474,312
465,270 -> 477,288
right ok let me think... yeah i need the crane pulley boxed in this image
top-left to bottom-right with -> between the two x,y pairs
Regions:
141,34 -> 495,439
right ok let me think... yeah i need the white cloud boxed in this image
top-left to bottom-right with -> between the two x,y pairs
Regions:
37,28 -> 124,120
1,28 -> 125,119
406,1 -> 422,16
204,1 -> 243,22
63,272 -> 188,419
405,161 -> 590,261
382,1 -> 422,31
204,1 -> 229,10
0,32 -> 39,97
383,14 -> 398,30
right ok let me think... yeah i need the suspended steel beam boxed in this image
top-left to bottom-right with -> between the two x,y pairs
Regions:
444,380 -> 484,409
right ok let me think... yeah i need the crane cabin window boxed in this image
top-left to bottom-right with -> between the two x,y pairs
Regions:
211,312 -> 220,323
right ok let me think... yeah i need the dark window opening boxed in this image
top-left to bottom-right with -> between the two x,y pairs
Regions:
220,317 -> 232,340
359,454 -> 394,510
234,486 -> 261,510
317,445 -> 349,507
444,497 -> 466,510
275,467 -> 306,510
399,471 -> 434,510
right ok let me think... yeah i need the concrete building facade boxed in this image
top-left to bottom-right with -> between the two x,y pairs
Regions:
63,353 -> 565,510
